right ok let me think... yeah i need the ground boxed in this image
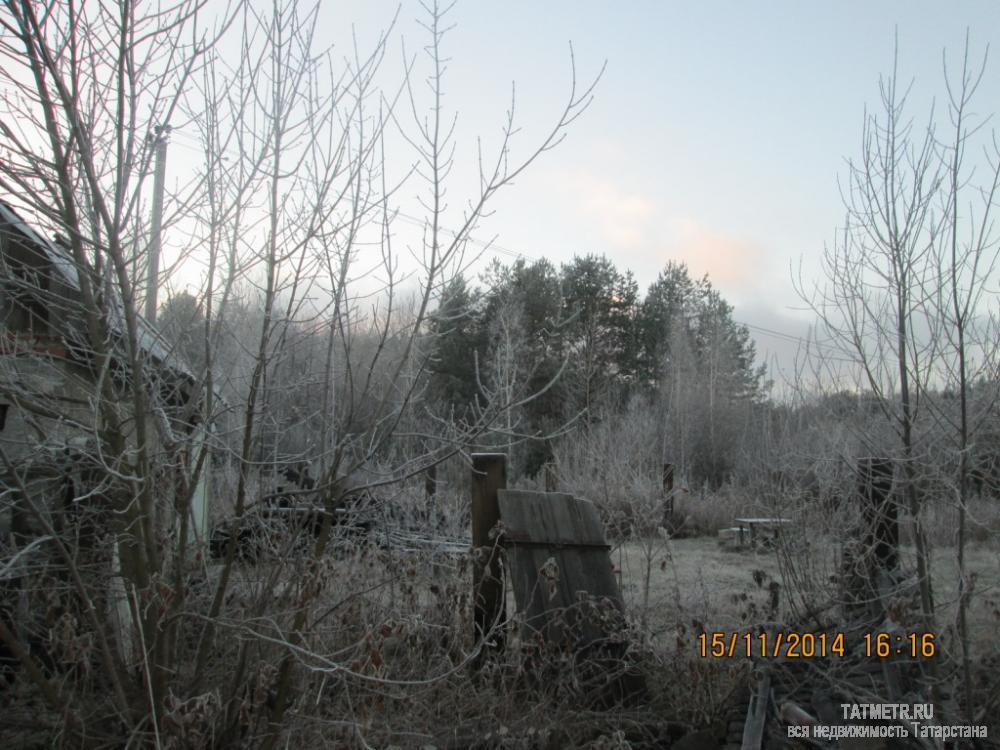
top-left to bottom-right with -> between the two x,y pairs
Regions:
613,535 -> 1000,661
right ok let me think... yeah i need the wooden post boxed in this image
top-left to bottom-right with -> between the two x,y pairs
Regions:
856,457 -> 905,699
858,458 -> 897,571
661,462 -> 675,523
471,453 -> 507,660
662,463 -> 674,494
424,463 -> 437,499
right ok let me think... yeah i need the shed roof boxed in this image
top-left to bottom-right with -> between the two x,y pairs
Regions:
0,199 -> 194,385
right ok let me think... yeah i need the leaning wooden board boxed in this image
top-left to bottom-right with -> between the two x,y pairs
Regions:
496,489 -> 625,645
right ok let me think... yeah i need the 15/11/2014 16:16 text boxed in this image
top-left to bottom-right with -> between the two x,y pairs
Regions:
698,632 -> 937,659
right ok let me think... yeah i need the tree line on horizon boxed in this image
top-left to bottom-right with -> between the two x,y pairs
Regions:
426,253 -> 769,485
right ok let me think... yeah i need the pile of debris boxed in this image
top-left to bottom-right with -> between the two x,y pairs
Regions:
209,463 -> 469,561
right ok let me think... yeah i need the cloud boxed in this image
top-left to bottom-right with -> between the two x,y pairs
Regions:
561,170 -> 656,249
666,219 -> 772,295
542,167 -> 788,308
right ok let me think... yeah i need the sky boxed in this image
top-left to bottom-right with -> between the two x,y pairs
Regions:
172,1 -> 1000,383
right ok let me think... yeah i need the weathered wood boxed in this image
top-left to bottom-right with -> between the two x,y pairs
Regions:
662,462 -> 675,522
471,453 -> 506,658
858,457 -> 897,571
504,534 -> 623,645
662,463 -> 674,494
498,490 -> 608,548
497,490 -> 645,706
740,668 -> 770,750
424,463 -> 437,499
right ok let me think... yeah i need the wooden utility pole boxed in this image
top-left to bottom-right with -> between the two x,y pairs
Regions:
471,453 -> 506,661
145,124 -> 170,324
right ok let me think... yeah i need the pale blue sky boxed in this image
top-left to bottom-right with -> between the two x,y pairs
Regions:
201,1 -> 1000,375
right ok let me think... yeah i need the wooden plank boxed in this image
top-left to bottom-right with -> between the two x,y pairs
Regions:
498,490 -> 625,645
497,488 -> 647,706
498,490 -> 608,547
741,668 -> 770,750
507,546 -> 623,644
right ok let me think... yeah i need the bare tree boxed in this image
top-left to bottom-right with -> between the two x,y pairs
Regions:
1,0 -> 241,735
798,38 -> 1000,722
0,0 -> 600,744
930,34 -> 1000,722
799,42 -> 942,625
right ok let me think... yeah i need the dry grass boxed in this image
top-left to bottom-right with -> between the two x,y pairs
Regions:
7,480 -> 1000,747
185,481 -> 1000,746
921,495 -> 1000,546
919,539 -> 1000,660
612,529 -> 1000,666
613,538 -> 784,636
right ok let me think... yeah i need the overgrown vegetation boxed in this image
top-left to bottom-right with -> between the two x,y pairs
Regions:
1,0 -> 1000,746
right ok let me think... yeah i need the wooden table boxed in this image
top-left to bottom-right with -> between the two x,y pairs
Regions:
733,517 -> 792,547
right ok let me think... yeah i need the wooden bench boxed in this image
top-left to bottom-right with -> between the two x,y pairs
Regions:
733,517 -> 792,548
